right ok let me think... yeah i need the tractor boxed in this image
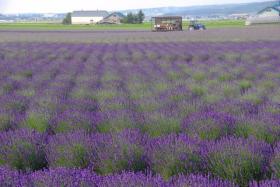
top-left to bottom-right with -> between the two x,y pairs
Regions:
188,20 -> 206,31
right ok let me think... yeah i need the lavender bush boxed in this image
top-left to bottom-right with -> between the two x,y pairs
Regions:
51,109 -> 97,133
234,116 -> 280,144
271,142 -> 280,179
146,134 -> 203,179
29,168 -> 99,187
0,167 -> 28,187
250,180 -> 280,187
169,174 -> 237,187
96,172 -> 165,187
206,137 -> 272,186
1,167 -> 239,187
0,129 -> 47,171
0,111 -> 15,132
46,132 -> 91,169
182,110 -> 236,140
91,129 -> 147,174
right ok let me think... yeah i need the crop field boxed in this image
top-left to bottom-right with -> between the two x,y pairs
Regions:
0,25 -> 279,44
0,26 -> 280,186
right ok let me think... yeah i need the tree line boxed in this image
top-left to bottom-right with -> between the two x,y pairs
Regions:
121,10 -> 145,24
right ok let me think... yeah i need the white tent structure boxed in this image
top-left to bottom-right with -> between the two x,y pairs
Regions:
71,11 -> 109,24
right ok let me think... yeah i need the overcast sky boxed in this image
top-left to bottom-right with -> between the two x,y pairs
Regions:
0,0 -> 273,14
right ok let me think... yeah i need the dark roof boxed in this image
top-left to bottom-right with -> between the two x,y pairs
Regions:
104,12 -> 125,19
152,16 -> 182,19
72,11 -> 109,17
258,6 -> 280,14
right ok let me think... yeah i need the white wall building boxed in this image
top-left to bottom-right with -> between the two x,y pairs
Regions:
71,11 -> 109,24
246,6 -> 280,25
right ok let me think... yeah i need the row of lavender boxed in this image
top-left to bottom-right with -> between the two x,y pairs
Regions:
1,166 -> 237,187
0,42 -> 279,137
2,168 -> 279,187
1,129 -> 280,186
0,41 -> 280,186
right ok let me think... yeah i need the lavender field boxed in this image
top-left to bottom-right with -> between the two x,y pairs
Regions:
0,28 -> 280,187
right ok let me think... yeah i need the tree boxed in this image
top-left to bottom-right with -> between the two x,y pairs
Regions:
121,10 -> 145,24
62,13 -> 72,25
137,10 -> 145,24
127,12 -> 135,24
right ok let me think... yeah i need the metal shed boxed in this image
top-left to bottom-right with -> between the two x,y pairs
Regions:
246,6 -> 280,25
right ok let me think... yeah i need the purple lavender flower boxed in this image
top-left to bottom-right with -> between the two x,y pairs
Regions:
169,174 -> 237,187
30,168 -> 99,187
250,180 -> 280,187
96,171 -> 165,187
0,167 -> 29,187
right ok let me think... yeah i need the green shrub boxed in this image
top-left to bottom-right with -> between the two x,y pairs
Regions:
239,80 -> 252,93
218,74 -> 233,82
190,85 -> 206,97
47,133 -> 91,169
193,72 -> 206,82
207,137 -> 271,186
97,117 -> 133,133
25,112 -> 49,133
0,113 -> 14,132
0,129 -> 47,172
234,120 -> 280,144
142,118 -> 180,137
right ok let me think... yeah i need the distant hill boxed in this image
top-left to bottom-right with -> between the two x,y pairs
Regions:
1,1 -> 279,22
121,1 -> 279,17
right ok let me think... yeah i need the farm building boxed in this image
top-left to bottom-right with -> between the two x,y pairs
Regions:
229,13 -> 249,20
246,6 -> 280,25
71,10 -> 109,24
98,12 -> 125,24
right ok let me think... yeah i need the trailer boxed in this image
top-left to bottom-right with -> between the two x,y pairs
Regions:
151,16 -> 183,32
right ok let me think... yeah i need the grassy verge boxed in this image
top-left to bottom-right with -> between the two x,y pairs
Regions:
0,22 -> 152,31
199,20 -> 245,28
0,20 -> 245,31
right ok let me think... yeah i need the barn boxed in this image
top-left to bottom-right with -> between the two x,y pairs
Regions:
246,6 -> 280,25
99,12 -> 125,24
71,10 -> 109,24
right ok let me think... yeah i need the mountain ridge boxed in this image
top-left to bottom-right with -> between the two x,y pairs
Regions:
120,1 -> 279,17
